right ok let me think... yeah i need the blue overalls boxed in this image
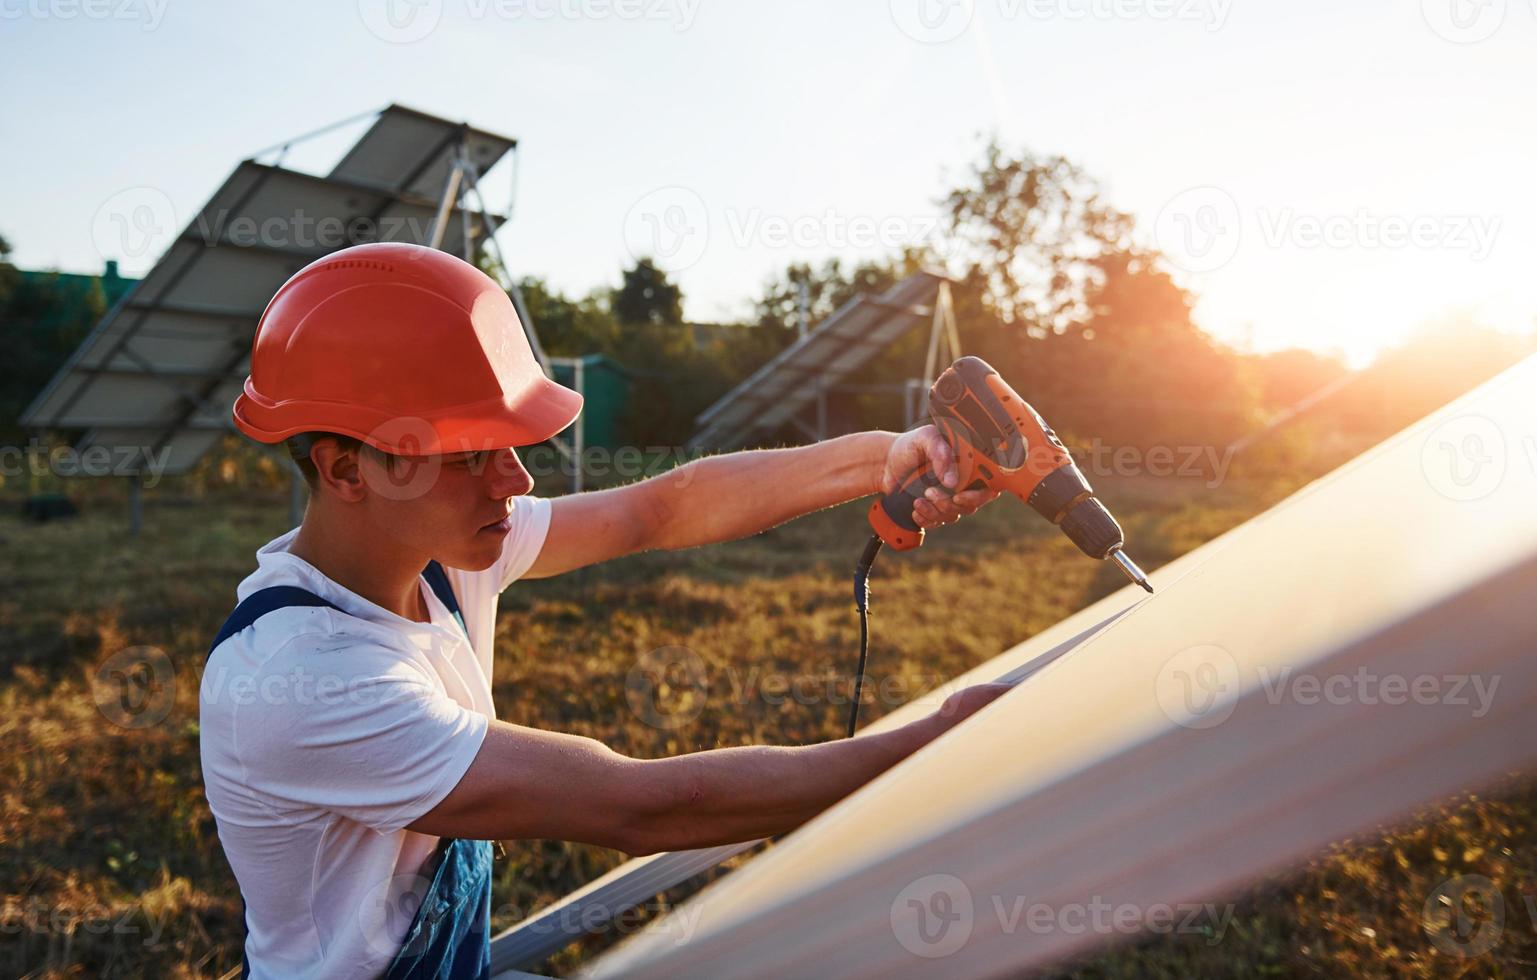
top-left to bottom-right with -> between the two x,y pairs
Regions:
207,561 -> 493,980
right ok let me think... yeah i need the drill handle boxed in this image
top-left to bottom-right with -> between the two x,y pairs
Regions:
867,466 -> 949,551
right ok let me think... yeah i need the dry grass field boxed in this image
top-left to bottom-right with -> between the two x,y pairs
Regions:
1,454 -> 1532,978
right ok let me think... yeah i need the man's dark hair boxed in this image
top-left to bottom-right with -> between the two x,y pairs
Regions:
286,432 -> 383,490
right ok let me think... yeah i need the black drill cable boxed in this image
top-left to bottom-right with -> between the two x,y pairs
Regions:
847,535 -> 884,738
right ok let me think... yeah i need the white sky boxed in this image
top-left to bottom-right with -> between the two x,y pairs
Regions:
3,0 -> 1533,366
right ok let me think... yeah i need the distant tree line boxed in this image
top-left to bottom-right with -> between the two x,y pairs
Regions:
6,139 -> 1533,488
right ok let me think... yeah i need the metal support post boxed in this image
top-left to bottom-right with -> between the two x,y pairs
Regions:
128,475 -> 142,537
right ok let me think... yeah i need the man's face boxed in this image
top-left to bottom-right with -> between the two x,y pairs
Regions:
358,446 -> 534,571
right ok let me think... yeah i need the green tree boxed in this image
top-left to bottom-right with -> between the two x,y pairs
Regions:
607,260 -> 734,445
612,257 -> 682,327
0,237 -> 108,440
0,233 -> 16,307
943,141 -> 1135,337
516,276 -> 617,357
1007,251 -> 1259,451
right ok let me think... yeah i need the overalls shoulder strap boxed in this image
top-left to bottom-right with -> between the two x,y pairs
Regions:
208,587 -> 341,656
420,560 -> 469,638
210,561 -> 466,658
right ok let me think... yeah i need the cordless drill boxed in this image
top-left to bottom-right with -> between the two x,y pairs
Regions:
844,356 -> 1152,736
868,356 -> 1153,591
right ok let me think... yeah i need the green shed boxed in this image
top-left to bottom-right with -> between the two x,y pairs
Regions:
550,354 -> 631,450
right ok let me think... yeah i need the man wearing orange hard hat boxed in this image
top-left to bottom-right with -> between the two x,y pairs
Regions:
200,241 -> 1004,979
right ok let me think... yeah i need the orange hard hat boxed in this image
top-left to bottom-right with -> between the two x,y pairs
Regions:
233,242 -> 581,454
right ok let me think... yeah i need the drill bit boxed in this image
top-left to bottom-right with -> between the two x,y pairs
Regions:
1110,548 -> 1154,594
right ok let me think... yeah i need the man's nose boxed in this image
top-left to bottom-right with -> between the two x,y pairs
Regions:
487,449 -> 533,497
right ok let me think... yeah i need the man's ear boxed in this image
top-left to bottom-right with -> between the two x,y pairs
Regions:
307,438 -> 367,502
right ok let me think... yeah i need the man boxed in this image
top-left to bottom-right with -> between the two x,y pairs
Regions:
200,242 -> 1008,979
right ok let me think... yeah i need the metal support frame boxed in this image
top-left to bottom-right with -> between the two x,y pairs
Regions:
428,140 -> 468,251
918,279 -> 961,419
127,474 -> 142,537
456,149 -> 579,481
547,357 -> 586,495
904,377 -> 925,430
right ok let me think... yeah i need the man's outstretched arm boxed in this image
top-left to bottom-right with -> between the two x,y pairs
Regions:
524,429 -> 997,579
407,683 -> 1012,852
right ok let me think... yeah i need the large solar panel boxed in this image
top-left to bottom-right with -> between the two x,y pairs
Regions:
687,271 -> 950,452
494,354 -> 1537,978
21,105 -> 518,475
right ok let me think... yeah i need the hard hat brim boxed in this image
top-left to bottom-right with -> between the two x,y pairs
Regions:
233,374 -> 584,455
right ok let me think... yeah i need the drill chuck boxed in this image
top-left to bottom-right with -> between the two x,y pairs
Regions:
1059,496 -> 1126,560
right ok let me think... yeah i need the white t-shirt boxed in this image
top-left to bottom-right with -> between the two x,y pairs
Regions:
200,496 -> 552,980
